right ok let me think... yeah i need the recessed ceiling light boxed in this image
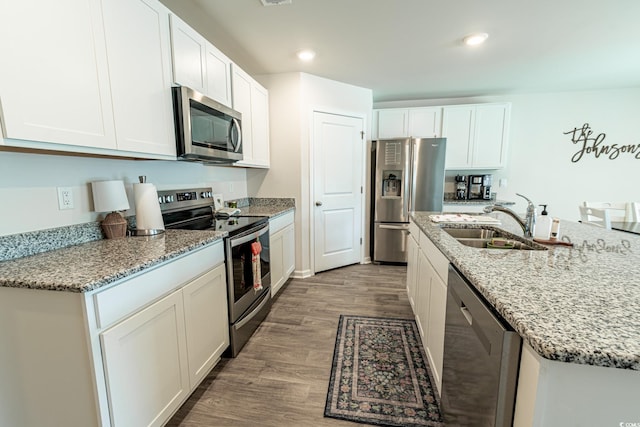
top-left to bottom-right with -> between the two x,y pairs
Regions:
463,33 -> 489,46
297,49 -> 316,61
260,0 -> 292,6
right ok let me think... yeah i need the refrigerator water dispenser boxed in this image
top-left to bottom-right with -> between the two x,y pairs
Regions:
382,172 -> 402,197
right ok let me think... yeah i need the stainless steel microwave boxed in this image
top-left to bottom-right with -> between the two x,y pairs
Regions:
172,86 -> 242,163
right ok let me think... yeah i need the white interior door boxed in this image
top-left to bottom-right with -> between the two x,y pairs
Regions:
313,112 -> 364,273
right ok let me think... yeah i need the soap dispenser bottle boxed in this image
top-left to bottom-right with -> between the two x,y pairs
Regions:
534,204 -> 552,240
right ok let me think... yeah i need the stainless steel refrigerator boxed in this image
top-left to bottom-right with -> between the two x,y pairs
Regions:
372,137 -> 446,263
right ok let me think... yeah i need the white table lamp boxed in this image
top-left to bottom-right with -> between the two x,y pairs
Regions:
91,180 -> 130,239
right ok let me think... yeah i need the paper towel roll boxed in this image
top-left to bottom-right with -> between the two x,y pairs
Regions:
133,183 -> 165,233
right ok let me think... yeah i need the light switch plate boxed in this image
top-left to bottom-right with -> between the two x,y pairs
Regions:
213,193 -> 224,210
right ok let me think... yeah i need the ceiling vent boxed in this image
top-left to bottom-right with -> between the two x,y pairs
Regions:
260,0 -> 292,5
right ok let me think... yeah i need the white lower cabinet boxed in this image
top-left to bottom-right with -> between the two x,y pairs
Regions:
415,249 -> 432,340
100,261 -> 228,427
182,265 -> 229,387
269,211 -> 295,296
406,226 -> 419,310
0,242 -> 228,427
407,218 -> 448,395
101,289 -> 190,427
425,271 -> 446,393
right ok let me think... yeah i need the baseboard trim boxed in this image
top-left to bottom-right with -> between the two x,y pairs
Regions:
292,269 -> 313,279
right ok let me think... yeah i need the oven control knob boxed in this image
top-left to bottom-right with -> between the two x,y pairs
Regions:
200,191 -> 209,198
158,196 -> 163,204
167,195 -> 174,203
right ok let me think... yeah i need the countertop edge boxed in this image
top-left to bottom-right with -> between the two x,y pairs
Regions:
0,232 -> 226,293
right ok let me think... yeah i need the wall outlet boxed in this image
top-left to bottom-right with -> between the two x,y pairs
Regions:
499,178 -> 508,188
57,187 -> 74,210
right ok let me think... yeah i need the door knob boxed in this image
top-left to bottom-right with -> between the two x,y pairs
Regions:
315,201 -> 323,206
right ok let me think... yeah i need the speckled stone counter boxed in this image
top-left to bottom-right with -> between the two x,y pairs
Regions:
0,230 -> 225,293
228,197 -> 295,218
443,198 -> 515,206
411,210 -> 640,370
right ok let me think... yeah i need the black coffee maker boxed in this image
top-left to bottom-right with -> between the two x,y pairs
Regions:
467,174 -> 492,200
455,175 -> 467,200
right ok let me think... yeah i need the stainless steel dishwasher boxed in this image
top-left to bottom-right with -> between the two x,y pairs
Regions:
441,265 -> 522,427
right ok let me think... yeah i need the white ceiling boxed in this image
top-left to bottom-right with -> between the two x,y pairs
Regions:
188,0 -> 640,102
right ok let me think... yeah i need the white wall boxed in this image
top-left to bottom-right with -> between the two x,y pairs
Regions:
250,72 -> 373,276
375,87 -> 640,221
0,150 -> 247,236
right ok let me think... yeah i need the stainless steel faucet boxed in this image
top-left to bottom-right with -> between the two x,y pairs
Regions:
483,193 -> 537,238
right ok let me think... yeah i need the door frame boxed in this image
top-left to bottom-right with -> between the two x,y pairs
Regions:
308,106 -> 368,275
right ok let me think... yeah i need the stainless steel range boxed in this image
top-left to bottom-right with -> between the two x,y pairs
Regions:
158,187 -> 271,357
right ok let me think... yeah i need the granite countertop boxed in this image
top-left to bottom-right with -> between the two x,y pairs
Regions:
228,197 -> 295,218
411,211 -> 640,371
443,198 -> 515,206
237,205 -> 295,218
0,230 -> 225,293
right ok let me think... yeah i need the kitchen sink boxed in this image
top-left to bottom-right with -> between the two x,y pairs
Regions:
442,226 -> 548,251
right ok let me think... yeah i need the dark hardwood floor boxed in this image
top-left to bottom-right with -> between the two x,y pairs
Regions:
167,263 -> 412,427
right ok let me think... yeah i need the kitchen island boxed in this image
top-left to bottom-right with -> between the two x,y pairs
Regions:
411,211 -> 640,426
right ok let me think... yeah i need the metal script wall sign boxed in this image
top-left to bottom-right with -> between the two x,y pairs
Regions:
564,123 -> 640,162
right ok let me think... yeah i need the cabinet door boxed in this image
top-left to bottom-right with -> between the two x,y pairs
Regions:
183,264 -> 229,387
442,105 -> 474,169
0,0 -> 116,149
249,81 -> 270,167
102,0 -> 175,156
415,249 -> 432,340
231,65 -> 254,163
406,233 -> 419,310
283,224 -> 295,279
205,43 -> 233,107
376,109 -> 408,139
169,14 -> 207,94
473,103 -> 510,168
426,273 -> 447,394
269,228 -> 285,296
408,107 -> 442,138
101,289 -> 189,427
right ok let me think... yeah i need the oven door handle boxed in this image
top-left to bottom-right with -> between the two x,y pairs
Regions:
230,224 -> 269,248
234,292 -> 270,329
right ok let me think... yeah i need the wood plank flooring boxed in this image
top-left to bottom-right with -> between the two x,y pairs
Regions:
167,263 -> 412,427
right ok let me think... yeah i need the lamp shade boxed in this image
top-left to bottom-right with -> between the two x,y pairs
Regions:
91,180 -> 130,212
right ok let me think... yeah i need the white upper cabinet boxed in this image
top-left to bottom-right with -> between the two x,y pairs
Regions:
0,0 -> 177,158
169,14 -> 232,108
373,107 -> 441,139
0,0 -> 117,149
375,109 -> 408,139
408,108 -> 442,138
232,64 -> 270,168
442,103 -> 511,169
102,0 -> 176,156
205,44 -> 233,108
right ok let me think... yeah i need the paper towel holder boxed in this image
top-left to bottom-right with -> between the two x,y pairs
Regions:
131,176 -> 166,237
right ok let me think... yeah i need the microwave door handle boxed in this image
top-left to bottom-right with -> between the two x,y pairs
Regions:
231,118 -> 242,153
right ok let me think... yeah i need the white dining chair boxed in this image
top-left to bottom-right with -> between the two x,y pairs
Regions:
579,206 -> 612,229
582,202 -> 629,222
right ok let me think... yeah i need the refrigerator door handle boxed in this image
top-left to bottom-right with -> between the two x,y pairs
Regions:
379,224 -> 410,230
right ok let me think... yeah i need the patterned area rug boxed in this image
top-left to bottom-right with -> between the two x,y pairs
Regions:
324,315 -> 444,427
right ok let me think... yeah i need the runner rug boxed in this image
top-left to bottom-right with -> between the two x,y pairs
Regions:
324,315 -> 444,427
